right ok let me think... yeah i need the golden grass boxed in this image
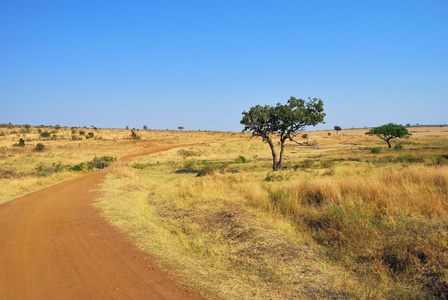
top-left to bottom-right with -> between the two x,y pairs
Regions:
3,124 -> 448,298
95,126 -> 448,299
0,125 -> 248,203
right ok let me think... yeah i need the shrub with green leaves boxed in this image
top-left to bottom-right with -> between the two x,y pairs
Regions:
40,131 -> 50,138
35,143 -> 45,152
36,163 -> 64,176
371,147 -> 382,154
86,156 -> 116,170
235,155 -> 247,163
18,138 -> 25,147
70,162 -> 87,171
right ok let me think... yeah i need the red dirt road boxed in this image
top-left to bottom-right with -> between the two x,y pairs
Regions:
0,146 -> 203,299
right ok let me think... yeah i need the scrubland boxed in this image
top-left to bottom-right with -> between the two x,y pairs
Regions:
0,125 -> 239,203
2,124 -> 448,298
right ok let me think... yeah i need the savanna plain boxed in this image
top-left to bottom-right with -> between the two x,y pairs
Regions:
1,124 -> 447,299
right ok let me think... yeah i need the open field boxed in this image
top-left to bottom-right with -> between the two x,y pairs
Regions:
0,125 -> 244,203
1,125 -> 448,298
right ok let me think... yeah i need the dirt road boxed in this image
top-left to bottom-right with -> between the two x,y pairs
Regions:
0,146 -> 203,299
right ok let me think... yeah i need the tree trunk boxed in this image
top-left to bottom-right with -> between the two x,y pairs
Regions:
267,139 -> 279,170
386,139 -> 392,148
276,139 -> 286,170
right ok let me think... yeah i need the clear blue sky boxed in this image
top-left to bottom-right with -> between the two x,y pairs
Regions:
1,0 -> 447,131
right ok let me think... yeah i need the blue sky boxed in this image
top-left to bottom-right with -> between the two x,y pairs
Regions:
1,0 -> 447,131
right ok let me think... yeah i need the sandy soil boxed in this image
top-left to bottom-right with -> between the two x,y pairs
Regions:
0,146 -> 203,299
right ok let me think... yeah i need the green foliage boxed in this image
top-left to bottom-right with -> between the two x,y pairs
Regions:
35,143 -> 45,152
40,131 -> 51,137
334,125 -> 342,132
143,125 -> 148,130
18,138 -> 25,147
241,97 -> 325,170
235,155 -> 247,163
87,132 -> 94,139
54,125 -> 61,130
365,123 -> 411,148
70,162 -> 87,171
86,156 -> 115,170
36,163 -> 64,177
79,130 -> 85,135
371,147 -> 382,154
178,126 -> 184,130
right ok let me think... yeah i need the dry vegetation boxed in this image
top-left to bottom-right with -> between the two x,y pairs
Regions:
95,126 -> 448,299
0,124 -> 242,203
2,124 -> 448,298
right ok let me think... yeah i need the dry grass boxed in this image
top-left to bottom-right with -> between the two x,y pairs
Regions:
4,123 -> 448,298
0,124 -> 247,203
96,126 -> 448,298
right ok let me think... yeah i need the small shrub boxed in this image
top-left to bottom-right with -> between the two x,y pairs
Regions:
197,164 -> 222,176
40,131 -> 50,138
87,132 -> 94,138
36,163 -> 64,176
79,131 -> 85,135
70,162 -> 87,171
86,156 -> 116,170
131,129 -> 141,139
394,143 -> 404,150
371,147 -> 382,154
18,138 -> 25,147
71,129 -> 76,134
235,155 -> 247,163
35,143 -> 45,152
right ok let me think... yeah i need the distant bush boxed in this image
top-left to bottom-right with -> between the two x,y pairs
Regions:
36,163 -> 64,177
79,131 -> 85,135
86,156 -> 116,170
87,132 -> 94,138
394,143 -> 404,150
235,155 -> 247,163
71,129 -> 76,134
35,143 -> 45,152
70,162 -> 87,171
371,147 -> 382,154
40,131 -> 51,138
131,129 -> 141,140
18,138 -> 25,147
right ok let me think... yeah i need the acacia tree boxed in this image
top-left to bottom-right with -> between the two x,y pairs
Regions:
365,123 -> 411,148
241,97 -> 325,170
334,126 -> 341,134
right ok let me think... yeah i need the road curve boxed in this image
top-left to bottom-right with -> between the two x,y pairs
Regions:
0,146 -> 203,299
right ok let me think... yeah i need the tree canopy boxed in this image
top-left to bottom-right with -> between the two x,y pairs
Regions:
241,97 -> 325,170
365,123 -> 411,148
